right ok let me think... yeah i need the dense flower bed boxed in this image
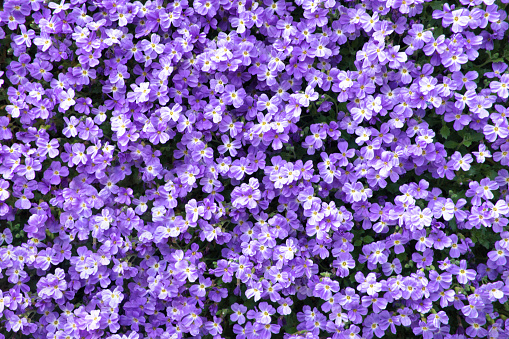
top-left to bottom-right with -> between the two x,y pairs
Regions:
1,0 -> 509,338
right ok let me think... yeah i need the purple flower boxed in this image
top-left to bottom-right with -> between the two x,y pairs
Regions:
17,157 -> 41,180
193,0 -> 219,17
450,260 -> 477,284
186,199 -> 204,222
314,277 -> 339,300
0,0 -> 508,337
413,320 -> 436,339
224,84 -> 246,108
58,88 -> 76,111
37,268 -> 67,300
43,161 -> 69,185
466,317 -> 488,338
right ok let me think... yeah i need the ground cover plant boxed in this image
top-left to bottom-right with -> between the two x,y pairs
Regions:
0,0 -> 509,338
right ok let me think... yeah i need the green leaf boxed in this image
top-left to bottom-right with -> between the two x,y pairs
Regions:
430,2 -> 444,10
444,140 -> 458,149
217,309 -> 230,317
363,236 -> 374,243
449,218 -> 457,231
440,125 -> 450,139
470,133 -> 485,142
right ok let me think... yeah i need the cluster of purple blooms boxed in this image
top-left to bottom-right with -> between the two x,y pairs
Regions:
1,0 -> 509,338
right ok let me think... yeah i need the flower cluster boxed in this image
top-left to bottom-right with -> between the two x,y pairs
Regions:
0,0 -> 509,338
